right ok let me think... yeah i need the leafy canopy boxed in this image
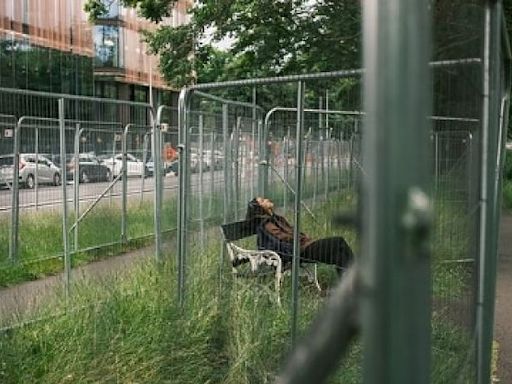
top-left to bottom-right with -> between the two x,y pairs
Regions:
85,0 -> 362,88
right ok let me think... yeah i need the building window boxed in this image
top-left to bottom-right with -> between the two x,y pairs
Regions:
97,0 -> 119,19
94,25 -> 123,68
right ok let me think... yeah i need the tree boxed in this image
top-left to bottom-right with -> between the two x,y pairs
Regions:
85,0 -> 362,89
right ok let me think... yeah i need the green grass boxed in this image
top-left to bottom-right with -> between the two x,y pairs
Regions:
0,197 -> 181,287
503,180 -> 512,210
0,170 -> 349,287
0,191 -> 476,383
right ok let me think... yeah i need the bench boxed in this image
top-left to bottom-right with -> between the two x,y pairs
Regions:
220,219 -> 322,304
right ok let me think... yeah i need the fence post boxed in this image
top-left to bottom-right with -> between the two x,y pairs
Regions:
222,103 -> 230,221
233,117 -> 241,216
252,86 -> 257,199
59,98 -> 71,299
361,0 -> 432,383
177,89 -> 191,307
476,2 -> 506,383
121,125 -> 129,245
284,129 -> 290,212
153,108 -> 163,263
73,124 -> 82,252
198,113 -> 205,249
35,127 -> 39,210
210,132 -> 215,214
291,80 -> 306,346
9,119 -> 21,262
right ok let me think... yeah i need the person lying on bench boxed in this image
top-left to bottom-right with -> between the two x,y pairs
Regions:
246,197 -> 354,276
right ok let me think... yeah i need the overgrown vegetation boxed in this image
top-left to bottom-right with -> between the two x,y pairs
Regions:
503,150 -> 512,210
0,199 -> 176,287
0,193 -> 474,383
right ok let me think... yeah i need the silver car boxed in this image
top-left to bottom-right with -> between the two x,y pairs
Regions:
0,153 -> 62,189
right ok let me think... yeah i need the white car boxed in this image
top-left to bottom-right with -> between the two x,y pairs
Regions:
0,153 -> 61,189
100,153 -> 149,178
190,150 -> 211,173
202,150 -> 224,170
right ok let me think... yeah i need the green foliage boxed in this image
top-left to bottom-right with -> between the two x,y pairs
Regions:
502,152 -> 512,210
84,0 -> 362,89
503,180 -> 512,210
504,151 -> 512,181
85,0 -> 176,22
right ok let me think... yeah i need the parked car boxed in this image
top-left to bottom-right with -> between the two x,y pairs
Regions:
146,158 -> 179,176
168,160 -> 179,176
202,150 -> 224,170
61,153 -> 112,183
190,149 -> 213,173
100,153 -> 150,178
0,153 -> 61,189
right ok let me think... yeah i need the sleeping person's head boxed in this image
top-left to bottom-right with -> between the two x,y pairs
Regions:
246,197 -> 274,220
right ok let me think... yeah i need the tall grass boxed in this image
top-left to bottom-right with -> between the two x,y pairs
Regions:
0,198 -> 179,287
0,191 -> 476,383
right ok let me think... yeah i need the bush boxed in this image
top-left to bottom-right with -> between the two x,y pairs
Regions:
503,180 -> 512,210
504,150 -> 512,181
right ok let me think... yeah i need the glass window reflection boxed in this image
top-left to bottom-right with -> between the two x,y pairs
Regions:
94,26 -> 123,68
98,0 -> 119,19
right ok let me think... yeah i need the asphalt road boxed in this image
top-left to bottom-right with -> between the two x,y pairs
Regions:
0,168 -> 232,213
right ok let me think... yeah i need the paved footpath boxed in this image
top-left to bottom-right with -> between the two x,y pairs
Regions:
495,211 -> 512,383
0,246 -> 154,325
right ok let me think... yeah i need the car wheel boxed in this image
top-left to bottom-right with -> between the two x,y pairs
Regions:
80,170 -> 90,183
53,173 -> 61,186
25,174 -> 35,189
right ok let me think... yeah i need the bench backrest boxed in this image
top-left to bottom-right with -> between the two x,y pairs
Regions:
220,218 -> 260,242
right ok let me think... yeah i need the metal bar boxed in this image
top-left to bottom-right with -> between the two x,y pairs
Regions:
252,86 -> 257,198
0,86 -> 151,107
291,80 -> 306,346
284,129 -> 290,212
198,114 -> 205,249
59,98 -> 71,300
154,106 -> 163,263
194,90 -> 265,113
121,124 -> 130,245
9,119 -> 21,262
35,128 -> 39,210
140,132 -> 149,204
73,124 -> 83,251
209,132 -> 215,214
222,104 -> 229,224
258,119 -> 267,196
361,0 -> 432,383
177,88 -> 191,307
233,116 -> 242,216
68,172 -> 124,233
188,59 -> 479,91
477,2 -> 505,383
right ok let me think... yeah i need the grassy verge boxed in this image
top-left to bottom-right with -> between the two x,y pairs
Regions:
0,191 -> 476,383
503,180 -> 512,210
0,168 -> 350,287
0,199 -> 176,287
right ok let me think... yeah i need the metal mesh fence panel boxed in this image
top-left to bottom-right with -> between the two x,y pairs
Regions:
430,0 -> 486,380
0,89 -> 154,291
175,77 -> 363,374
